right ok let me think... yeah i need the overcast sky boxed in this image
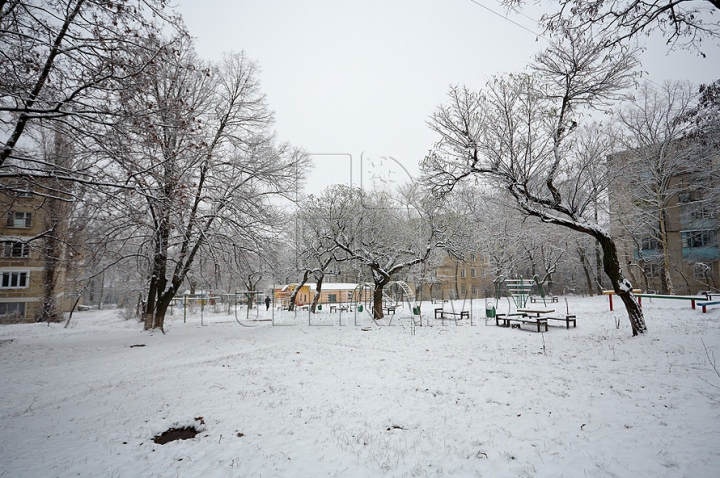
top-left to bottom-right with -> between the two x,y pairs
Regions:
175,0 -> 720,194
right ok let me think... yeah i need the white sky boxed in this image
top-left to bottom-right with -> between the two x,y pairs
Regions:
175,0 -> 720,194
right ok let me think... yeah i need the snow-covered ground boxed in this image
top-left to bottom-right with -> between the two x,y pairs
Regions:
1,296 -> 720,477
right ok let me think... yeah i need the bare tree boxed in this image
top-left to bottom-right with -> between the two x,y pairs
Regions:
298,205 -> 343,313
683,79 -> 720,208
504,0 -> 720,54
0,0 -> 182,169
96,40 -> 306,331
423,31 -> 648,335
612,80 -> 699,294
314,185 -> 445,320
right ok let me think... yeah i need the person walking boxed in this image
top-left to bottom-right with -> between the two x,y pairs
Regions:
265,295 -> 271,311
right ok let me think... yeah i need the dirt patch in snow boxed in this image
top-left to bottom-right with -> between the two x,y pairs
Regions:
152,426 -> 199,445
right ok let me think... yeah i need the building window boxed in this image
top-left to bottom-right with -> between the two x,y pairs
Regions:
2,241 -> 30,258
470,268 -> 476,278
1,271 -> 29,288
6,211 -> 32,228
460,268 -> 466,279
460,284 -> 467,295
0,302 -> 25,318
471,285 -> 477,295
481,269 -> 487,278
470,254 -> 476,262
643,263 -> 661,278
328,293 -> 337,303
694,263 -> 712,280
640,237 -> 660,250
681,230 -> 718,248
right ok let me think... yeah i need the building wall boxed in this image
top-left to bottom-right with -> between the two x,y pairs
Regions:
0,181 -> 74,322
610,150 -> 719,294
417,253 -> 494,300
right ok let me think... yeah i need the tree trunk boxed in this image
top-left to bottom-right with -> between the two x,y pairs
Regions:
593,201 -> 605,295
151,292 -> 174,331
311,275 -> 324,313
99,272 -> 105,310
453,261 -> 460,299
189,278 -> 197,295
578,247 -> 594,296
373,285 -> 384,320
288,270 -> 310,311
37,131 -> 72,323
659,210 -> 674,294
372,275 -> 390,320
144,216 -> 170,330
38,231 -> 62,323
594,244 -> 605,295
38,187 -> 66,323
596,233 -> 647,336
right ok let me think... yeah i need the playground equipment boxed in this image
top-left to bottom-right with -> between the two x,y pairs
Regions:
353,282 -> 374,316
495,275 -> 532,308
494,275 -> 548,308
387,280 -> 423,334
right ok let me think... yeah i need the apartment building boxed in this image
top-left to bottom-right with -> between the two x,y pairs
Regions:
0,180 -> 74,322
609,148 -> 719,294
416,252 -> 494,301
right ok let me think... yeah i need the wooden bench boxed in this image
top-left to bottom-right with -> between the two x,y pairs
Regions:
698,301 -> 720,313
495,313 -> 548,332
434,308 -> 469,324
544,314 -> 577,329
495,312 -> 526,326
383,306 -> 396,315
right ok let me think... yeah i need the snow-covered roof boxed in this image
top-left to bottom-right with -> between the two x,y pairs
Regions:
308,283 -> 358,291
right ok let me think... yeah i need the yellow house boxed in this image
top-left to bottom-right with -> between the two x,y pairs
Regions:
273,282 -> 372,307
274,283 -> 311,307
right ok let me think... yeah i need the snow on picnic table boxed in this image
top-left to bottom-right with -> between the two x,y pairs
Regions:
1,297 -> 720,477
